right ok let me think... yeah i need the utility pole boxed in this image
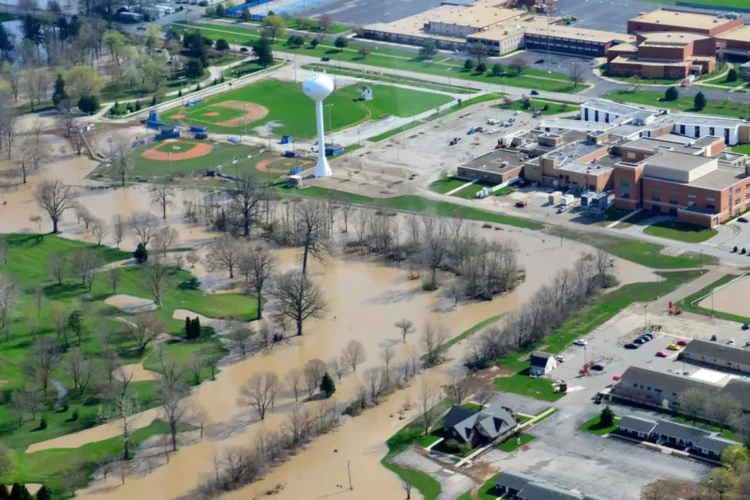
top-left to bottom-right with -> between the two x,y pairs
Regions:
546,12 -> 551,74
347,460 -> 352,490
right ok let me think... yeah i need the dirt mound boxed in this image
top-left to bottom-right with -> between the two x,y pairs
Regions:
214,101 -> 269,127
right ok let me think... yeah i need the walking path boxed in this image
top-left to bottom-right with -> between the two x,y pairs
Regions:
445,180 -> 477,197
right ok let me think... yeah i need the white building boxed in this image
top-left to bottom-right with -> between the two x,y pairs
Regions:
529,352 -> 558,377
360,86 -> 373,101
580,99 -> 642,125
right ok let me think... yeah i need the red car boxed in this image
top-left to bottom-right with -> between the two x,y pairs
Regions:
656,351 -> 668,358
677,339 -> 689,346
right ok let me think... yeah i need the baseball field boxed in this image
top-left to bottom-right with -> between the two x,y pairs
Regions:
162,79 -> 454,139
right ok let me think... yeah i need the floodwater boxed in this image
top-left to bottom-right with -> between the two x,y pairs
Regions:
698,276 -> 748,317
2,133 -> 657,499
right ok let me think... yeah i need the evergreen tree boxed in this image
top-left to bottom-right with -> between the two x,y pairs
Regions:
320,372 -> 336,398
52,73 -> 67,108
77,95 -> 99,115
185,317 -> 192,338
252,35 -> 274,68
727,68 -> 738,82
694,91 -> 707,111
0,484 -> 8,500
464,58 -> 474,71
134,243 -> 148,263
193,317 -> 201,338
600,405 -> 615,427
35,486 -> 51,500
8,484 -> 28,500
664,86 -> 679,102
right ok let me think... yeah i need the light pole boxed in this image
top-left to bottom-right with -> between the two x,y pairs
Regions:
244,103 -> 248,141
546,12 -> 552,75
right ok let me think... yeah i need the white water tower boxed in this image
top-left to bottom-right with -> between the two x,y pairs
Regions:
303,73 -> 335,178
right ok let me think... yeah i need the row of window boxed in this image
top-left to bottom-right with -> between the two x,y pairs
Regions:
632,383 -> 678,397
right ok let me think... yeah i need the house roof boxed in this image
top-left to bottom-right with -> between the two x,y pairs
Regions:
443,406 -> 477,430
616,366 -> 721,397
696,435 -> 737,455
530,351 -> 554,368
618,415 -> 657,435
721,379 -> 750,412
682,339 -> 750,367
445,401 -> 517,442
652,420 -> 711,443
496,472 -> 536,492
520,482 -> 583,500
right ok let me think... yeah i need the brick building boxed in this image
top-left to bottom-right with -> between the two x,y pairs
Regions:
606,32 -> 716,79
518,24 -> 635,58
627,9 -> 743,37
715,25 -> 750,60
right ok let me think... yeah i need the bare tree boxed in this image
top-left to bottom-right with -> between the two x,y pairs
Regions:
112,214 -> 127,248
66,347 -> 93,395
191,404 -> 211,439
125,313 -> 165,354
228,175 -> 264,236
150,181 -> 175,220
416,378 -> 442,435
328,357 -> 346,380
0,444 -> 12,479
129,211 -> 161,247
1,62 -> 21,104
238,244 -> 276,319
340,199 -> 353,233
108,268 -> 122,294
422,217 -> 448,288
227,326 -> 254,357
446,372 -> 472,405
186,251 -> 201,268
710,393 -> 742,431
271,270 -> 326,336
402,478 -> 414,500
639,481 -> 673,500
283,404 -> 315,447
35,180 -> 76,233
509,56 -> 528,74
295,201 -> 330,274
303,359 -> 327,400
207,234 -> 243,279
142,254 -> 169,306
150,226 -> 178,257
18,120 -> 50,183
91,218 -> 109,246
679,388 -> 709,424
475,386 -> 494,409
395,319 -> 415,343
24,337 -> 61,395
0,274 -> 20,340
69,248 -> 103,291
159,378 -> 190,451
703,468 -> 735,500
111,137 -> 134,186
380,344 -> 395,373
421,322 -> 449,367
569,62 -> 587,89
285,368 -> 304,402
342,339 -> 366,373
239,372 -> 282,420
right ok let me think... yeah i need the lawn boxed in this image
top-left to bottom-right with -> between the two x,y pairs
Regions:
606,89 -> 750,120
170,23 -> 583,93
143,336 -> 228,385
277,185 -> 544,230
458,472 -> 502,500
92,141 -> 262,180
428,177 -> 469,195
598,207 -> 657,228
676,274 -> 750,324
301,63 -> 477,94
497,433 -> 536,451
544,227 -> 714,268
643,220 -> 718,243
429,314 -> 504,358
701,74 -> 746,89
493,374 -> 563,402
155,140 -> 199,154
223,59 -> 274,79
733,144 -> 750,156
494,99 -> 579,116
579,415 -> 621,436
339,84 -> 453,118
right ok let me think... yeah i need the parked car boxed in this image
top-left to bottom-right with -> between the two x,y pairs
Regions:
739,217 -> 749,223
743,323 -> 749,330
240,47 -> 249,52
666,344 -> 681,351
574,339 -> 588,346
633,338 -> 645,345
745,340 -> 750,347
535,59 -> 545,64
322,56 -> 331,61
530,90 -> 540,95
677,339 -> 689,346
639,335 -> 651,343
643,333 -> 654,340
625,343 -> 639,349
728,338 -> 736,345
711,334 -> 718,341
555,355 -> 565,363
656,351 -> 668,358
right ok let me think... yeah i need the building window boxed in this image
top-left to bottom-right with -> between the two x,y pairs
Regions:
671,188 -> 678,195
653,184 -> 660,192
652,195 -> 661,202
736,199 -> 741,205
621,180 -> 630,189
710,127 -> 715,136
688,192 -> 696,199
736,188 -> 741,194
670,200 -> 678,205
707,195 -> 716,202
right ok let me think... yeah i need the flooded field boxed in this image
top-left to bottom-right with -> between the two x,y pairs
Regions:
698,275 -> 750,317
1,132 -> 657,500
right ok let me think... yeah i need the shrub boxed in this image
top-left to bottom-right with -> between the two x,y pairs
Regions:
664,86 -> 679,102
310,38 -> 319,48
39,417 -> 47,430
320,372 -> 336,398
734,246 -> 738,253
463,59 -> 474,71
35,485 -> 52,500
600,405 -> 615,427
492,63 -> 503,76
727,68 -> 738,82
135,99 -> 142,111
742,248 -> 747,255
78,94 -> 99,114
476,62 -> 487,73
693,91 -> 707,111
71,409 -> 79,422
134,243 -> 149,263
422,280 -> 438,291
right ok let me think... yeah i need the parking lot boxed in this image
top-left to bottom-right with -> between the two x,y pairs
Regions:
364,103 -> 545,179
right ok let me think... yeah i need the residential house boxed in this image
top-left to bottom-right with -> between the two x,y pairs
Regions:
529,352 -> 558,377
681,339 -> 750,374
442,400 -> 518,446
495,471 -> 609,499
615,415 -> 737,461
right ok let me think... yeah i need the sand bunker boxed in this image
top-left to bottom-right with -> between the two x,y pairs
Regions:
203,112 -> 220,117
698,275 -> 748,316
213,101 -> 269,127
105,295 -> 158,313
171,113 -> 186,119
172,309 -> 232,334
114,362 -> 160,382
142,141 -> 213,162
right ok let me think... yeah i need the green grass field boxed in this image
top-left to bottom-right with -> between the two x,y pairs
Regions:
579,415 -> 621,436
155,141 -> 199,154
497,433 -> 536,451
458,472 -> 502,500
169,23 -> 583,94
339,84 -> 453,118
606,90 -> 750,120
643,220 -> 718,243
493,374 -> 563,401
428,177 -> 468,194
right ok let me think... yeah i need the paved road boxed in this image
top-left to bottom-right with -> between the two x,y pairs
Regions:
391,448 -> 476,500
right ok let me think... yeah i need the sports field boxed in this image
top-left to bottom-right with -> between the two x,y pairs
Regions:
163,79 -> 454,139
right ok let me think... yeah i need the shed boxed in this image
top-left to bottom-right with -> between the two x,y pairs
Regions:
361,86 -> 373,101
325,145 -> 345,157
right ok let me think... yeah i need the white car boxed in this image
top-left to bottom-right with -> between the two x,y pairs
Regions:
573,339 -> 588,346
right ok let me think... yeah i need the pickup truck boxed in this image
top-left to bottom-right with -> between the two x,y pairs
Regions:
515,200 -> 529,208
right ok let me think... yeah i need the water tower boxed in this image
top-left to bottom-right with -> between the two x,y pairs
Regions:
303,73 -> 335,178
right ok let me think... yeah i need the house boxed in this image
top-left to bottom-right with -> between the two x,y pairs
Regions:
360,86 -> 373,101
615,415 -> 738,461
681,339 -> 750,375
529,352 -> 557,377
442,400 -> 518,446
495,471 -> 608,499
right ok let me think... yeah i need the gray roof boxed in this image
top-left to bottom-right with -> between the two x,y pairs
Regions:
682,339 -> 750,367
658,112 -> 746,129
443,406 -> 476,429
583,99 -> 641,116
693,136 -> 724,147
496,472 -> 536,492
521,482 -> 583,500
444,401 -> 517,442
687,164 -> 746,191
618,415 -> 657,434
695,435 -> 737,455
617,366 -> 720,397
652,420 -> 711,443
721,379 -> 750,412
530,351 -> 554,368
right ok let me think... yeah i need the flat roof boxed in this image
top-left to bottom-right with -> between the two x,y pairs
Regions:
425,4 -> 525,29
583,99 -> 642,116
640,31 -> 710,45
622,137 -> 699,155
523,24 -> 636,44
539,118 -> 612,133
467,16 -> 550,42
659,112 -> 746,128
716,24 -> 750,42
629,9 -> 737,31
558,160 -> 615,175
545,141 -> 605,163
461,148 -> 527,172
689,164 -> 746,190
645,150 -> 711,171
610,55 -> 691,68
364,14 -> 467,43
